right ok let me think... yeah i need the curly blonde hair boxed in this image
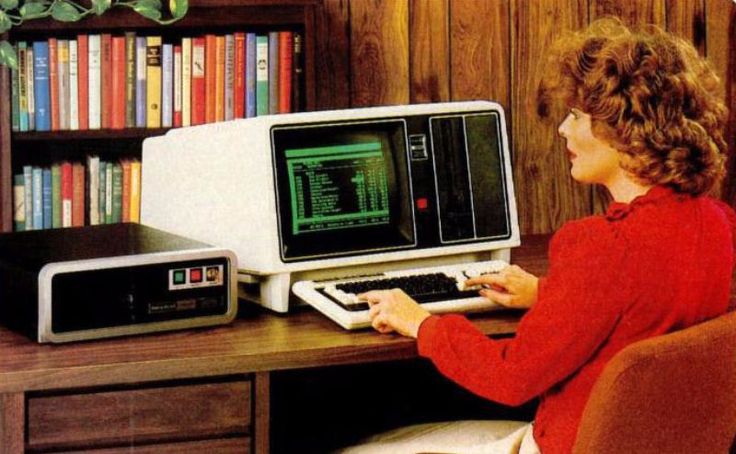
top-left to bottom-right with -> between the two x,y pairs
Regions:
537,17 -> 729,195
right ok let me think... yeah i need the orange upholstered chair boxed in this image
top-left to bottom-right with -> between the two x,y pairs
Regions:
572,310 -> 736,454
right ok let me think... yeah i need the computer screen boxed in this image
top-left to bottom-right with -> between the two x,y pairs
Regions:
272,120 -> 416,261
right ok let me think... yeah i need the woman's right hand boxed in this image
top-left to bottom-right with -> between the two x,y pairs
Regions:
464,264 -> 539,309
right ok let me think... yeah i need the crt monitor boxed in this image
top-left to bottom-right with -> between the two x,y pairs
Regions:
141,101 -> 520,313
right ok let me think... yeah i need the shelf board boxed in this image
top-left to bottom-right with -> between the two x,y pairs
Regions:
12,128 -> 169,142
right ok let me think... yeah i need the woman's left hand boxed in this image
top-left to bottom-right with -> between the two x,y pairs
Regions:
358,289 -> 432,338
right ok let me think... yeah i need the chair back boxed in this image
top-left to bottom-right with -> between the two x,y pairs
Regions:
573,311 -> 736,454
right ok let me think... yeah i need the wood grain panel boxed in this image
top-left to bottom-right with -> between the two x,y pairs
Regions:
450,0 -> 510,110
254,372 -> 270,454
705,0 -> 736,204
64,437 -> 251,453
28,381 -> 251,450
511,0 -> 590,234
409,0 -> 450,103
591,0 -> 666,26
0,393 -> 24,454
350,0 -> 410,106
665,0 -> 706,53
315,0 -> 351,109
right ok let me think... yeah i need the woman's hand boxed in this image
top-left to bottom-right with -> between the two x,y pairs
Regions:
358,289 -> 432,338
464,264 -> 539,309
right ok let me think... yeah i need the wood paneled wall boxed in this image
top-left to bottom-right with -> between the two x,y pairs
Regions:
314,0 -> 736,234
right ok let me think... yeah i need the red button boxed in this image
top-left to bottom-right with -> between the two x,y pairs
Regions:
190,268 -> 203,283
416,197 -> 428,210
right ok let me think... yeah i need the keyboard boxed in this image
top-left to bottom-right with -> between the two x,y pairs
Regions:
292,260 -> 509,329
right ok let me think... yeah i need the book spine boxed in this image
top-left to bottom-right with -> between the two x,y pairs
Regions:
161,43 -> 173,128
111,36 -> 126,129
61,162 -> 73,227
124,32 -> 137,128
23,166 -> 32,230
77,34 -> 89,130
121,160 -> 131,222
233,33 -> 245,119
129,160 -> 142,223
105,163 -> 113,223
204,34 -> 217,123
98,161 -> 107,224
17,42 -> 28,131
181,38 -> 192,127
191,37 -> 206,125
224,34 -> 235,121
87,155 -> 100,225
292,32 -> 303,112
267,32 -> 279,115
88,35 -> 101,130
215,35 -> 225,122
51,164 -> 61,228
57,39 -> 69,130
135,37 -> 147,127
173,45 -> 182,127
245,33 -> 257,118
42,168 -> 52,229
72,162 -> 85,227
278,31 -> 293,114
32,167 -> 43,230
255,35 -> 269,116
48,38 -> 59,131
32,41 -> 50,131
10,46 -> 19,132
146,36 -> 162,128
25,46 -> 35,131
13,174 -> 25,231
68,40 -> 79,130
100,33 -> 112,129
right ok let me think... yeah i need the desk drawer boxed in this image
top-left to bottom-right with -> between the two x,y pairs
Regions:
58,437 -> 251,453
28,380 -> 251,450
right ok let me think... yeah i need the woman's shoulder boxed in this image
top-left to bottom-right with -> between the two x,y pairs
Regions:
549,215 -> 620,260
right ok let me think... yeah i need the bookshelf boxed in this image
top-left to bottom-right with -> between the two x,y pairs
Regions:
0,0 -> 317,232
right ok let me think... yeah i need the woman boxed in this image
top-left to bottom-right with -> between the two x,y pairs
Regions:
342,18 -> 734,454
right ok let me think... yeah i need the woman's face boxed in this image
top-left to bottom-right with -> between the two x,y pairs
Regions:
557,109 -> 623,186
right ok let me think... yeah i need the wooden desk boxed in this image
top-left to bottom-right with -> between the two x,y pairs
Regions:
0,237 -> 551,453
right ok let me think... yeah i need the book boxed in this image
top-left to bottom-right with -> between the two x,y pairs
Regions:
88,35 -> 102,130
51,163 -> 61,228
72,162 -> 85,227
32,167 -> 43,230
25,46 -> 35,131
100,34 -> 112,129
292,32 -> 303,112
181,38 -> 192,127
42,168 -> 51,229
105,162 -> 113,223
10,47 -> 19,132
191,37 -> 206,125
215,35 -> 225,122
17,42 -> 28,131
135,36 -> 147,127
111,36 -> 126,129
68,40 -> 79,130
205,34 -> 217,123
57,39 -> 69,130
233,32 -> 246,119
146,36 -> 163,128
173,45 -> 182,127
112,162 -> 123,223
224,34 -> 235,121
255,35 -> 269,116
98,161 -> 107,224
32,41 -> 50,131
23,166 -> 32,230
129,160 -> 142,222
87,155 -> 100,225
161,43 -> 174,128
268,32 -> 279,115
13,174 -> 25,231
48,38 -> 59,131
77,34 -> 89,130
278,31 -> 293,114
125,32 -> 137,128
245,33 -> 257,118
61,161 -> 73,227
121,160 -> 131,222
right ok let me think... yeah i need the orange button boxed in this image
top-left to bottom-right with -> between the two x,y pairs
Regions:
190,268 -> 203,283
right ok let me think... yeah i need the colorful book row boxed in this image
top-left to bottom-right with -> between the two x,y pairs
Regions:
10,30 -> 303,132
13,157 -> 141,231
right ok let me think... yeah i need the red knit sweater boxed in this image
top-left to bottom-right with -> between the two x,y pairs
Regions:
417,186 -> 735,454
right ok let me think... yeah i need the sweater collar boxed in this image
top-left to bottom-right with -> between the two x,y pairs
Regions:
605,186 -> 677,221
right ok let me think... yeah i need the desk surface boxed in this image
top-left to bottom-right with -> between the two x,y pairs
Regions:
0,234 -> 548,393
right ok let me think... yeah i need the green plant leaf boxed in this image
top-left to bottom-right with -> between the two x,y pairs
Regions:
0,0 -> 19,11
132,0 -> 161,21
91,0 -> 111,15
51,1 -> 81,21
20,1 -> 48,18
169,0 -> 187,19
0,11 -> 11,34
0,40 -> 18,70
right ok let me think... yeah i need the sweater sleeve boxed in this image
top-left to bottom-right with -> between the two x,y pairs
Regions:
417,218 -> 628,406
